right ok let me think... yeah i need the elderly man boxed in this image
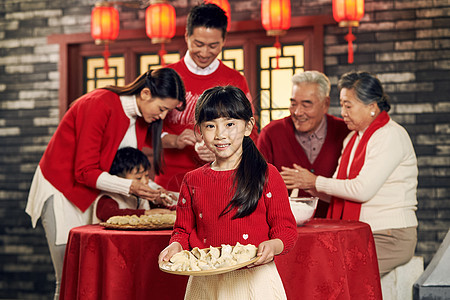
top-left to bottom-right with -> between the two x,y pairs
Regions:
257,71 -> 349,217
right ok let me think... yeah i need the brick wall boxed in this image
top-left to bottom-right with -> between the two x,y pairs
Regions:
0,0 -> 449,298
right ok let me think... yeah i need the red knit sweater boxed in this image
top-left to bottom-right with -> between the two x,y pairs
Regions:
155,59 -> 258,191
257,115 -> 350,216
39,89 -> 151,212
170,164 -> 298,255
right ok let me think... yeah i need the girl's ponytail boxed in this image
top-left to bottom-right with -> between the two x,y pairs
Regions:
221,136 -> 267,219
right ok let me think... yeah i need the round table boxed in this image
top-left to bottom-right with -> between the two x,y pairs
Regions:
60,219 -> 381,300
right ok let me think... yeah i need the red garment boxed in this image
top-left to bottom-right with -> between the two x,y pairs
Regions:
327,111 -> 390,220
95,196 -> 146,222
170,164 -> 298,255
39,89 -> 152,212
155,59 -> 258,191
257,115 -> 350,217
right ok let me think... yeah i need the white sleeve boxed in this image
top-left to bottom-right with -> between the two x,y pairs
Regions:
96,172 -> 132,196
315,124 -> 405,202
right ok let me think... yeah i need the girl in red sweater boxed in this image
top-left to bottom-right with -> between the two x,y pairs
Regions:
159,86 -> 297,299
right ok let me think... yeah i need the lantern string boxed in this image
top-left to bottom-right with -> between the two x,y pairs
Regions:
158,43 -> 167,67
103,43 -> 111,75
345,26 -> 356,64
274,35 -> 281,70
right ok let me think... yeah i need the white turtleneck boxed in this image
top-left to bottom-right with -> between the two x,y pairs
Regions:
96,94 -> 143,196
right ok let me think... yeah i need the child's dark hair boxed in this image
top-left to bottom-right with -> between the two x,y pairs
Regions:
110,147 -> 151,178
187,2 -> 228,39
195,86 -> 268,219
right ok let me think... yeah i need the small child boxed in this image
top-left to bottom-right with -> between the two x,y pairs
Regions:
93,147 -> 175,223
158,86 -> 298,299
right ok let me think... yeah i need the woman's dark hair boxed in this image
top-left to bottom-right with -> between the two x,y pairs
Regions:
187,2 -> 228,39
338,71 -> 391,112
110,147 -> 151,178
195,86 -> 267,219
103,68 -> 186,175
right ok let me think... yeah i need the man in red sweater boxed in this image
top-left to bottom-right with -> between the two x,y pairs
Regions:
155,3 -> 257,191
257,71 -> 350,217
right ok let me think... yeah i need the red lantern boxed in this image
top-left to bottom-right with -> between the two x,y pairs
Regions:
91,2 -> 120,74
333,0 -> 365,64
145,0 -> 176,67
261,0 -> 291,69
205,0 -> 231,31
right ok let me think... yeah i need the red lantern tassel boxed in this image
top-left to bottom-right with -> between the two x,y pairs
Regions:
345,27 -> 356,64
159,43 -> 167,67
103,43 -> 110,74
274,36 -> 281,69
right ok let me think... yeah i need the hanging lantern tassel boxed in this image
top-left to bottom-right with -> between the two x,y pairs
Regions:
344,27 -> 356,64
274,36 -> 281,69
158,43 -> 167,67
102,43 -> 111,74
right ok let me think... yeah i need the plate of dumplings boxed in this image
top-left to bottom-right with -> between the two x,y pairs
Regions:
100,213 -> 176,230
159,242 -> 259,276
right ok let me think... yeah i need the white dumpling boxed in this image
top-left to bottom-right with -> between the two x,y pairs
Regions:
191,247 -> 208,261
169,250 -> 190,271
188,252 -> 201,271
209,246 -> 220,258
231,242 -> 258,263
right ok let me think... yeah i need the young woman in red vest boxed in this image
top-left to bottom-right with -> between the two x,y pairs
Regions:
26,68 -> 185,299
281,71 -> 418,277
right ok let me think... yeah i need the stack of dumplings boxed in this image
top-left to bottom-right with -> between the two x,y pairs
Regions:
166,242 -> 258,272
106,213 -> 176,226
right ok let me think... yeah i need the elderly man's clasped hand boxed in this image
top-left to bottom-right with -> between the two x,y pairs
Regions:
280,163 -> 317,191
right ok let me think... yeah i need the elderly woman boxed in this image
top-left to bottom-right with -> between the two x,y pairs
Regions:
281,71 -> 418,276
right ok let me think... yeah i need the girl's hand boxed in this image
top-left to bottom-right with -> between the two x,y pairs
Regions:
158,242 -> 183,264
281,163 -> 317,190
251,239 -> 284,266
130,180 -> 160,202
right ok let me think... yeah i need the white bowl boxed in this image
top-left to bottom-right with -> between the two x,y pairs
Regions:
289,197 -> 318,226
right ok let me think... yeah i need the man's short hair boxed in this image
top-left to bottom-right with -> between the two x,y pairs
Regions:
292,71 -> 331,101
186,2 -> 228,39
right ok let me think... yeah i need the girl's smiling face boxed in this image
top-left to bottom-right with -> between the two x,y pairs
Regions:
200,117 -> 254,170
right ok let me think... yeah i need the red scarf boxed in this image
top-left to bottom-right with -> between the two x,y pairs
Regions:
327,111 -> 390,220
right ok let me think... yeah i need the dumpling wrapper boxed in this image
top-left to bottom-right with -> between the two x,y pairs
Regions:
191,247 -> 209,261
170,250 -> 190,271
231,242 -> 258,264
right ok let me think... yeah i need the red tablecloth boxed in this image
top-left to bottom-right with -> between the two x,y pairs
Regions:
276,219 -> 381,299
60,219 -> 381,300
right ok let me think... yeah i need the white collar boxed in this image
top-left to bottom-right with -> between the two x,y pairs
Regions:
119,94 -> 142,118
184,50 -> 220,75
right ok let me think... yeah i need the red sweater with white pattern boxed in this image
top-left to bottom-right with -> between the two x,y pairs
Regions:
170,163 -> 297,255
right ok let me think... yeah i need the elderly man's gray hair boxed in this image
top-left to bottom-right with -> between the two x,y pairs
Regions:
291,71 -> 331,100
